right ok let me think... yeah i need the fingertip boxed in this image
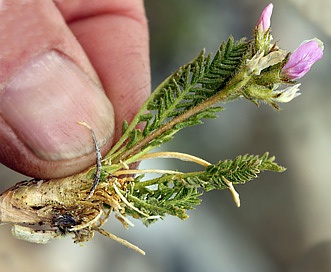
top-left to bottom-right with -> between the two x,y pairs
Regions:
64,0 -> 151,139
0,2 -> 116,179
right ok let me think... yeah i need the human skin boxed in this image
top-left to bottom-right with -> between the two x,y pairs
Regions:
0,0 -> 150,179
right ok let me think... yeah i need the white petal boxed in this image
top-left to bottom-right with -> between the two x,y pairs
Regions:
272,83 -> 302,103
247,50 -> 287,76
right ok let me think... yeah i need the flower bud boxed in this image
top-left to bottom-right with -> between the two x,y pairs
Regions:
256,3 -> 273,32
282,38 -> 324,80
255,3 -> 274,54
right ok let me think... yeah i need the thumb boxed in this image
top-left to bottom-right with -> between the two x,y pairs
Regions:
0,2 -> 114,179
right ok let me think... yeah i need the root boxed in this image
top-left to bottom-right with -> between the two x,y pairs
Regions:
96,227 -> 145,255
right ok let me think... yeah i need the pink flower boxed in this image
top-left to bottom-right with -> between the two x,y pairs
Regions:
282,38 -> 324,80
256,3 -> 273,32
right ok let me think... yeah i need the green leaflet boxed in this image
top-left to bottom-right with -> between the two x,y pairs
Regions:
201,153 -> 286,191
119,153 -> 285,225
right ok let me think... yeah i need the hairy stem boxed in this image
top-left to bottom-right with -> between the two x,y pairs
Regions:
113,71 -> 251,164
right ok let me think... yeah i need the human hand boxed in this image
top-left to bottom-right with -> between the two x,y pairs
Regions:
0,0 -> 150,179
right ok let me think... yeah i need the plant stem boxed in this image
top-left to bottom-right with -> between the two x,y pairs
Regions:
114,71 -> 251,164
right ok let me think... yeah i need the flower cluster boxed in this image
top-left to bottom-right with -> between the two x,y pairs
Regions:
248,3 -> 324,106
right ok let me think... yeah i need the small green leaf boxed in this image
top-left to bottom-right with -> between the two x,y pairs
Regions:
126,153 -> 284,224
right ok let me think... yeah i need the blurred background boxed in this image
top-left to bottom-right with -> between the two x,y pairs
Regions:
0,0 -> 330,271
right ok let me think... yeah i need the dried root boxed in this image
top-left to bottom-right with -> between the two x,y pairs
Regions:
0,173 -> 145,254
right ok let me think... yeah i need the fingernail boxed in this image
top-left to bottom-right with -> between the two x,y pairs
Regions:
0,51 -> 114,160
